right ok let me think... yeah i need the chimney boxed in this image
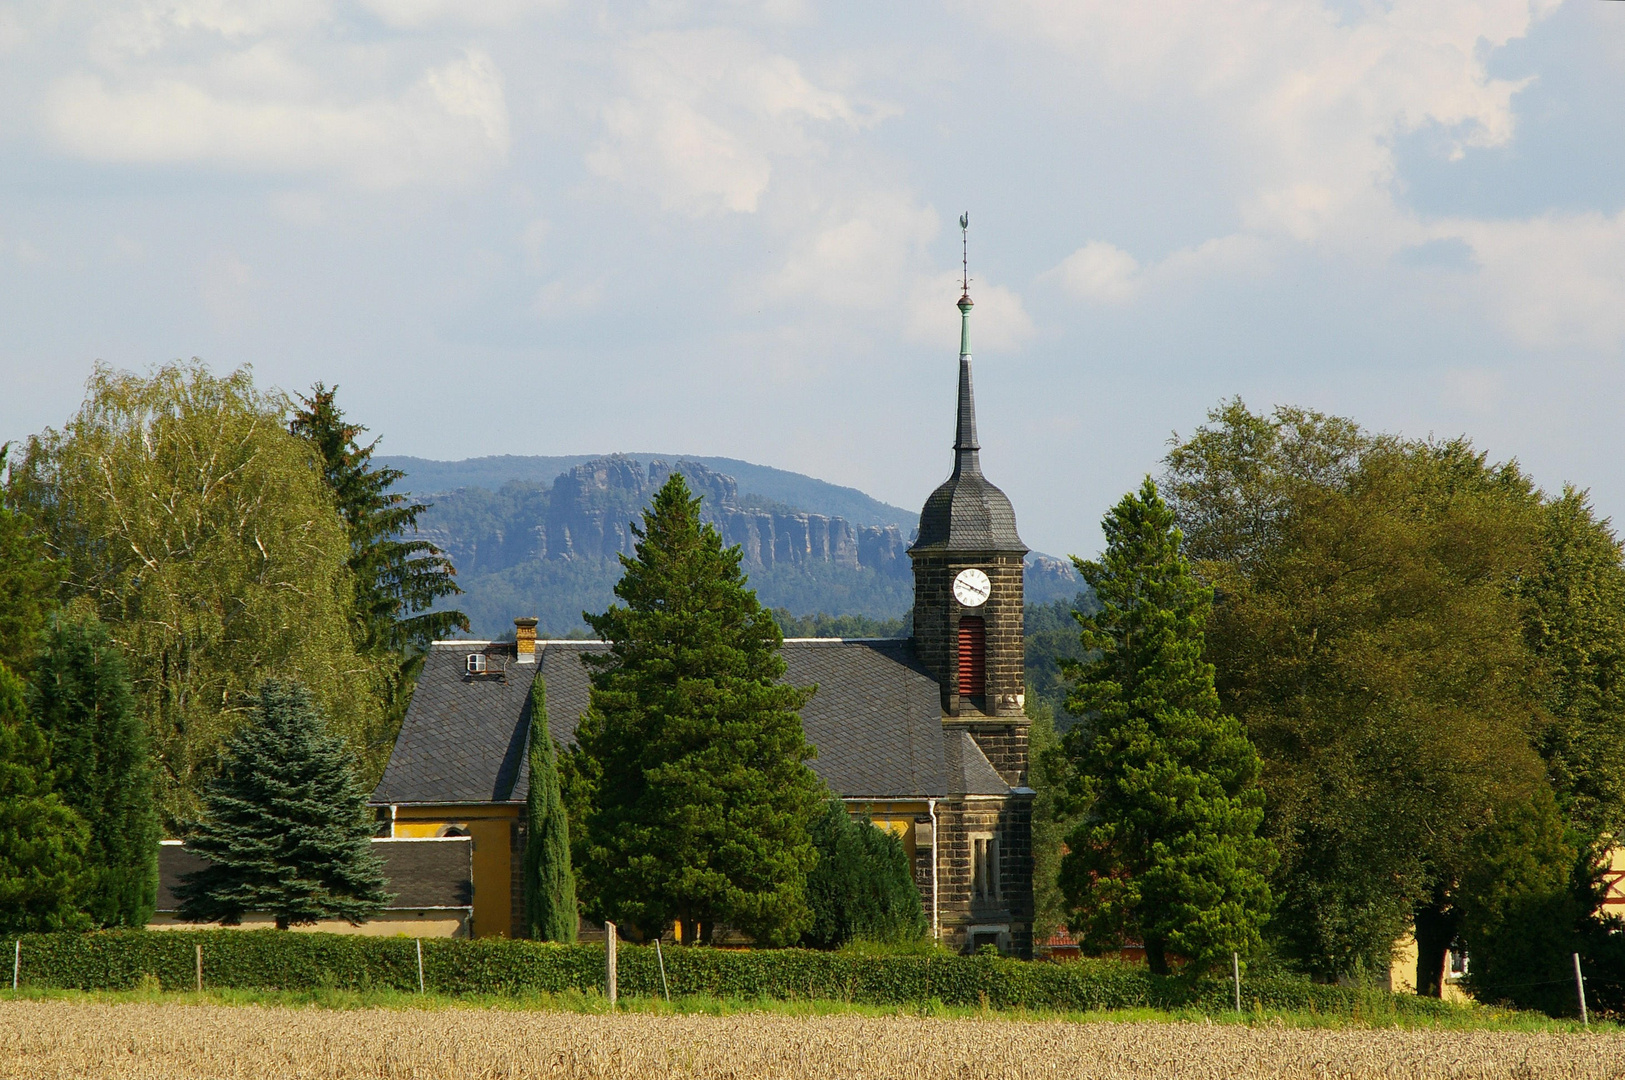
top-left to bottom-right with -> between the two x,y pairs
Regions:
514,617 -> 538,664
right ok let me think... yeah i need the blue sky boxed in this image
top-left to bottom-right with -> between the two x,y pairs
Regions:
3,0 -> 1624,557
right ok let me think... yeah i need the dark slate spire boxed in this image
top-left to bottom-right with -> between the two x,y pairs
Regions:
913,239 -> 1025,555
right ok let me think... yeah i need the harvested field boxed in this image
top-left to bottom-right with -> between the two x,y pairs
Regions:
2,1000 -> 1623,1080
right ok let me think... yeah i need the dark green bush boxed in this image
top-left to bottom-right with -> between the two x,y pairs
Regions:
4,930 -> 1465,1019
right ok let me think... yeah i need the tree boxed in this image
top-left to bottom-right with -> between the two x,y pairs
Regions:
1163,401 -> 1551,980
30,608 -> 158,927
1456,786 -> 1604,1015
1026,698 -> 1074,951
1057,477 -> 1275,976
524,676 -> 577,942
801,798 -> 926,949
8,363 -> 387,828
0,443 -> 54,676
289,384 -> 467,727
174,680 -> 390,929
0,659 -> 88,933
576,473 -> 823,946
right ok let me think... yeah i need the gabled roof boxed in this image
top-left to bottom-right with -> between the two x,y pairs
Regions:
374,638 -> 1006,806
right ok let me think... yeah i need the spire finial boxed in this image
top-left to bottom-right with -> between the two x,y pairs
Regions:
958,212 -> 971,302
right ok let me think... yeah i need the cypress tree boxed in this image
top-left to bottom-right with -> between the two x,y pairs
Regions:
0,444 -> 54,677
802,798 -> 926,949
0,659 -> 89,933
1058,477 -> 1276,975
524,676 -> 577,942
30,609 -> 158,927
175,680 -> 391,929
578,472 -> 823,946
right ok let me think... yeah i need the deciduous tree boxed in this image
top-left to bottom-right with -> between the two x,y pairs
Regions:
0,444 -> 54,675
9,363 -> 386,827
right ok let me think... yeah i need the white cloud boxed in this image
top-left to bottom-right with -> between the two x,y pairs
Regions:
763,191 -> 937,309
45,48 -> 510,188
1457,210 -> 1625,351
986,0 -> 1562,284
584,29 -> 866,216
1051,241 -> 1140,303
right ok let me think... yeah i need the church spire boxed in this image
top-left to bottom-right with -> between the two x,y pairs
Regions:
953,213 -> 980,475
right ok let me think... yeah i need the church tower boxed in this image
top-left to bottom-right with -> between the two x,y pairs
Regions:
910,228 -> 1029,785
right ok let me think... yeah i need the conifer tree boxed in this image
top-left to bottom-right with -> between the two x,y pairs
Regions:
175,681 -> 391,929
577,473 -> 823,946
801,799 -> 925,949
0,443 -> 54,676
0,659 -> 89,933
31,609 -> 158,927
290,384 -> 467,655
1058,477 -> 1275,975
524,676 -> 577,942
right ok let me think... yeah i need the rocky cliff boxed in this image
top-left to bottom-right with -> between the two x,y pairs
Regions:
423,455 -> 912,580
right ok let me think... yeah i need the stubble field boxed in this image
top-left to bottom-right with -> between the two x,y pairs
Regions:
4,1000 -> 1625,1080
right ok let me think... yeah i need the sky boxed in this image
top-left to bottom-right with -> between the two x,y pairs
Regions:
3,0 -> 1625,558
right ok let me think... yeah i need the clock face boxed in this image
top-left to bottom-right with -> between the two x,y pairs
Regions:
953,568 -> 992,608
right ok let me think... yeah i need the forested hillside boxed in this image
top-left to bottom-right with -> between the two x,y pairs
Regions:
393,453 -> 1081,636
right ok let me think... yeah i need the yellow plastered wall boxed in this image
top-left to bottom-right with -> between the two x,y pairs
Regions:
847,802 -> 927,864
393,805 -> 520,938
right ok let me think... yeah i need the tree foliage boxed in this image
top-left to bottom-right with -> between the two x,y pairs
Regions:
801,798 -> 926,949
175,681 -> 390,929
8,363 -> 388,828
1056,477 -> 1275,976
30,608 -> 158,927
0,444 -> 54,676
0,659 -> 89,933
576,473 -> 823,946
289,383 -> 467,654
524,676 -> 578,942
1161,399 -> 1612,982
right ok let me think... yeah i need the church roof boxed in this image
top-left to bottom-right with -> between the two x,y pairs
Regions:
373,638 -> 1008,806
913,299 -> 1026,555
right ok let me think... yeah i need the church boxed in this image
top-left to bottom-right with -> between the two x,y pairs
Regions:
371,283 -> 1037,956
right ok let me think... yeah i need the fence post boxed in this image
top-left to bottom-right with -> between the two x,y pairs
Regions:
605,921 -> 618,1007
1232,952 -> 1242,1015
11,940 -> 18,992
655,938 -> 670,1002
416,939 -> 425,994
1574,952 -> 1589,1029
195,944 -> 203,994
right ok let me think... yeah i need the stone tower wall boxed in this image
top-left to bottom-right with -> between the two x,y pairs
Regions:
909,551 -> 1026,718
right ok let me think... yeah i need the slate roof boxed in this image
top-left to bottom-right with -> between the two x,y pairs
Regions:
373,643 -> 532,805
156,838 -> 473,911
375,638 -> 1006,805
913,355 -> 1025,554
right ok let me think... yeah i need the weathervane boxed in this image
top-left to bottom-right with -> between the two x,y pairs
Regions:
959,212 -> 971,300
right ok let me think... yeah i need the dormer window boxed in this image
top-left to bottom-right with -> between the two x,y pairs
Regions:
466,653 -> 487,675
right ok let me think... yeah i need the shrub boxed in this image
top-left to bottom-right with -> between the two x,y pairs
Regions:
6,930 -> 1464,1020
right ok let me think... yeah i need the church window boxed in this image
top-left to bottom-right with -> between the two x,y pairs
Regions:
958,617 -> 985,698
972,833 -> 999,901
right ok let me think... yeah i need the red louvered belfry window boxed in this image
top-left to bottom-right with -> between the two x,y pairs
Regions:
958,617 -> 986,698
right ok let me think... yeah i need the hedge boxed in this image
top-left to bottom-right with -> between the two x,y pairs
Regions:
4,931 -> 1461,1018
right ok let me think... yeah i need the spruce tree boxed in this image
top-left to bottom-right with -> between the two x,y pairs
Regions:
1058,477 -> 1275,975
0,659 -> 89,933
802,799 -> 926,949
31,609 -> 158,927
578,473 -> 823,946
175,681 -> 391,929
524,676 -> 578,942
